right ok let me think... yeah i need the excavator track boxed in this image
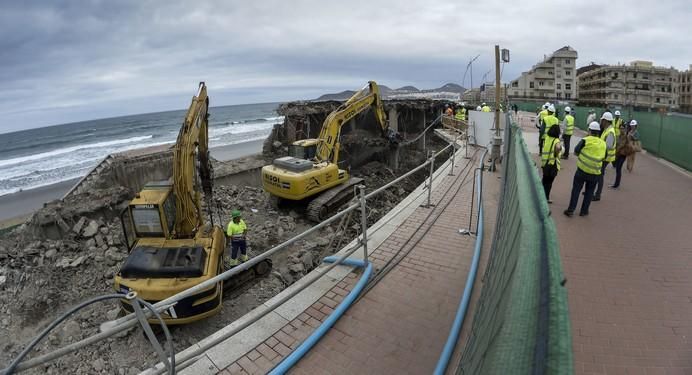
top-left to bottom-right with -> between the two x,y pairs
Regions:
222,258 -> 273,293
306,177 -> 364,222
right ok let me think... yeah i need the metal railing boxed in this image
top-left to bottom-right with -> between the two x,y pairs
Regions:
3,127 -> 464,375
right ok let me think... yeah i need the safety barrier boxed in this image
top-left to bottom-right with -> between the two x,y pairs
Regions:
511,101 -> 692,171
456,114 -> 573,374
441,115 -> 468,133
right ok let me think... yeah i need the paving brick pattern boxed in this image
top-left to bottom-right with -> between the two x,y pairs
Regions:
219,272 -> 361,375
518,113 -> 692,374
288,151 -> 484,374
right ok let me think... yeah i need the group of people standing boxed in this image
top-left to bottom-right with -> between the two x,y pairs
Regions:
445,103 -> 467,121
535,103 -> 642,217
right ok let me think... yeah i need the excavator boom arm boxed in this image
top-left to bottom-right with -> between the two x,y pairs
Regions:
315,81 -> 391,163
172,82 -> 212,237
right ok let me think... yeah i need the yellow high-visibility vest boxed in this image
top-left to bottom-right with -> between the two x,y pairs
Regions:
577,136 -> 606,175
226,219 -> 247,240
481,105 -> 491,112
564,114 -> 575,135
600,125 -> 617,162
541,136 -> 561,171
542,114 -> 559,139
613,118 -> 623,137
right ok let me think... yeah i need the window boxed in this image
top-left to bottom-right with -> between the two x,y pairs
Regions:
656,97 -> 660,103
565,83 -> 572,90
633,73 -> 637,78
643,75 -> 649,80
566,59 -> 571,64
614,94 -> 619,99
565,93 -> 571,99
539,81 -> 544,86
548,70 -> 554,75
557,83 -> 562,89
565,69 -> 571,76
530,82 -> 534,89
512,81 -> 518,87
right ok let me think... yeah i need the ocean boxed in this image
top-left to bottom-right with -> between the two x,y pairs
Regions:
0,102 -> 283,197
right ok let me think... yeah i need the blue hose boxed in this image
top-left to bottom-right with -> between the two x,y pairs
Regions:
434,169 -> 485,375
269,256 -> 372,375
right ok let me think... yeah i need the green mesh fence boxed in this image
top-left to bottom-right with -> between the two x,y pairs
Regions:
510,101 -> 692,171
457,116 -> 573,374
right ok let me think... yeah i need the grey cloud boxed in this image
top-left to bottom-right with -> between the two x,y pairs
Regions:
0,0 -> 691,133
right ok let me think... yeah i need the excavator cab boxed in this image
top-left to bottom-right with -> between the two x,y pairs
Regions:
120,181 -> 176,250
289,139 -> 319,160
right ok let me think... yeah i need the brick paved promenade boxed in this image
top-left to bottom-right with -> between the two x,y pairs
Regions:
518,113 -> 692,375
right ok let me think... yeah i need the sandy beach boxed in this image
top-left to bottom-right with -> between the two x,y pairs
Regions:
0,139 -> 265,226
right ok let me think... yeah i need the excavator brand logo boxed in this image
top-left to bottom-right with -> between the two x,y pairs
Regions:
306,177 -> 321,192
345,109 -> 357,120
263,173 -> 290,190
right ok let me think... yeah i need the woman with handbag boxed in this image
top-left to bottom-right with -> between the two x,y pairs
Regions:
626,120 -> 642,172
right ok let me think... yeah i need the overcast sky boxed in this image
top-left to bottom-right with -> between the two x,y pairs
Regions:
1,0 -> 690,134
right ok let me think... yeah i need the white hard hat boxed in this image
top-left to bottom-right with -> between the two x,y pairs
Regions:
542,104 -> 548,109
476,106 -> 482,110
548,104 -> 555,113
482,102 -> 486,106
564,106 -> 571,113
461,102 -> 465,106
614,110 -> 621,116
588,121 -> 601,131
630,119 -> 638,126
601,112 -> 613,121
544,102 -> 550,106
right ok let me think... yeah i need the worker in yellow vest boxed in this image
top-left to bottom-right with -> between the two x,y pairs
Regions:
592,111 -> 616,201
561,106 -> 575,159
541,122 -> 563,203
455,105 -> 466,121
540,104 -> 559,150
564,121 -> 607,217
226,210 -> 248,267
536,103 -> 549,147
613,110 -> 623,136
481,103 -> 491,112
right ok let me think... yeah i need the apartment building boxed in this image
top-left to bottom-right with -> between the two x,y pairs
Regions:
678,65 -> 692,113
577,61 -> 679,111
508,46 -> 578,102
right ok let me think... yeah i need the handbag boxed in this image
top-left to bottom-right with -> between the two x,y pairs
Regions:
631,140 -> 642,152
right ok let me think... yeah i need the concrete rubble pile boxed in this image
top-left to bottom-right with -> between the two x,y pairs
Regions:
0,99 -> 450,374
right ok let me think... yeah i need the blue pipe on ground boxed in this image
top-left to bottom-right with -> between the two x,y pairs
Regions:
434,169 -> 485,375
269,256 -> 372,375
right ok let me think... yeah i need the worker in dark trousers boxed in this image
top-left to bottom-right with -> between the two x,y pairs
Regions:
225,210 -> 247,267
541,123 -> 562,203
561,106 -> 575,159
592,112 -> 616,201
564,122 -> 606,217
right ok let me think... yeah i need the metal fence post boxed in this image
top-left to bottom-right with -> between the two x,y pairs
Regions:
358,185 -> 368,262
425,150 -> 435,207
448,135 -> 457,176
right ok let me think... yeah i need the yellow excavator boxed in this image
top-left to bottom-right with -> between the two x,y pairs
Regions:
262,81 -> 398,221
114,82 -> 271,324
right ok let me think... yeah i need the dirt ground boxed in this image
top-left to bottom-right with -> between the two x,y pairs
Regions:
0,137 -> 449,374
